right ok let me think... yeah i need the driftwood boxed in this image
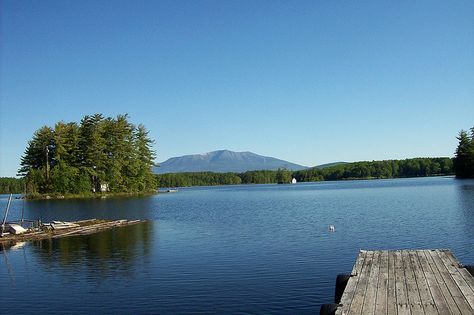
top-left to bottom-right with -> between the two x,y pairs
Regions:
0,219 -> 145,246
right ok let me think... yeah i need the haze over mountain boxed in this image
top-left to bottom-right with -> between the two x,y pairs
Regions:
154,150 -> 308,174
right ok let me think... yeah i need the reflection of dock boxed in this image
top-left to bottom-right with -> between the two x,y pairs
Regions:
0,219 -> 146,246
321,249 -> 474,315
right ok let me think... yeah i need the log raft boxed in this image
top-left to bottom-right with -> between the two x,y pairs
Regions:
0,219 -> 145,245
321,249 -> 474,315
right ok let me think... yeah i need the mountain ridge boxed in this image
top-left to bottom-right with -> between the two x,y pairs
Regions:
153,150 -> 308,174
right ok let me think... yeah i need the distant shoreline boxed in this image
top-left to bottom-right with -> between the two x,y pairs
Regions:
3,174 -> 457,199
156,174 -> 455,190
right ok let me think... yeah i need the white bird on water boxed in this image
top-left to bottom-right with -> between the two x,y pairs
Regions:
329,225 -> 335,232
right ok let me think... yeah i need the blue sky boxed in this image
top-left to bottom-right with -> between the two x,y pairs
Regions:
1,0 -> 473,176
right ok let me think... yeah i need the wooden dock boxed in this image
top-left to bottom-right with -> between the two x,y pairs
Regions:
334,249 -> 474,315
0,219 -> 145,246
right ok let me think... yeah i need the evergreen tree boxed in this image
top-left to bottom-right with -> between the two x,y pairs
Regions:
79,114 -> 107,192
275,168 -> 292,184
18,126 -> 54,193
454,129 -> 474,178
103,115 -> 133,192
135,124 -> 157,191
18,126 -> 54,176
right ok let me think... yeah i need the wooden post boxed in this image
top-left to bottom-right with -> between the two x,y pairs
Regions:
45,146 -> 50,180
1,194 -> 13,235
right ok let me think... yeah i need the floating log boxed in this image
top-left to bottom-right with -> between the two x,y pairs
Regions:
0,219 -> 146,246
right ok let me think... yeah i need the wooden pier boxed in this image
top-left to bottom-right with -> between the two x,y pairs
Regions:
331,249 -> 474,315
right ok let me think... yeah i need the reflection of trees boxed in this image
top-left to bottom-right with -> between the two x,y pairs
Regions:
32,221 -> 153,279
456,181 -> 474,236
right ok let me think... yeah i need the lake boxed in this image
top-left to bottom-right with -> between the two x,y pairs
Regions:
1,177 -> 474,314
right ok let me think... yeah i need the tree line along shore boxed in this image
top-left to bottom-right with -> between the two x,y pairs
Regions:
155,157 -> 454,188
1,122 -> 473,196
0,157 -> 456,195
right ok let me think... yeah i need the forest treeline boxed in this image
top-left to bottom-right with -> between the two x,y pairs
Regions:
0,177 -> 24,194
454,127 -> 474,178
3,156 -> 455,193
294,157 -> 453,182
156,157 -> 454,187
156,169 -> 293,187
18,114 -> 156,196
10,126 -> 472,194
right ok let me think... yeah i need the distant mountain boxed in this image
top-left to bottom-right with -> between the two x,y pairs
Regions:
154,150 -> 308,174
314,162 -> 347,169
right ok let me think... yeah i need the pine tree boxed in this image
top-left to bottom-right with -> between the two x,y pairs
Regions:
102,114 -> 135,192
454,129 -> 474,178
18,126 -> 54,193
135,124 -> 156,191
79,114 -> 107,192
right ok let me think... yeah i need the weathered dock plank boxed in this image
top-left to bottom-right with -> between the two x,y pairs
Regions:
445,251 -> 474,293
421,249 -> 461,315
409,251 -> 438,314
349,251 -> 374,314
375,250 -> 389,314
362,251 -> 381,315
403,250 -> 423,315
332,249 -> 474,315
428,250 -> 473,314
387,250 -> 398,315
336,251 -> 366,315
438,250 -> 474,311
393,250 -> 411,315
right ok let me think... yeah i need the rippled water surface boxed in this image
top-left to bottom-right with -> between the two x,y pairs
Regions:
1,177 -> 474,314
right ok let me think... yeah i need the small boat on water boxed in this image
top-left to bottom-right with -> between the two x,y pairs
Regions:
43,221 -> 80,230
158,188 -> 178,193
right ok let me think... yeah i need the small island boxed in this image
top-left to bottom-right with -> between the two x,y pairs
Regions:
17,114 -> 156,199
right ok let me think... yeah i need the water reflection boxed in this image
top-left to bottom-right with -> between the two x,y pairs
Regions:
2,222 -> 153,281
0,194 -> 157,223
2,178 -> 474,313
456,179 -> 474,237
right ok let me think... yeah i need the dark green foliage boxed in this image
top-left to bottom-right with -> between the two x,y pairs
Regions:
19,114 -> 156,195
155,157 -> 453,188
454,128 -> 474,178
156,172 -> 242,188
0,177 -> 25,194
294,157 -> 453,182
135,124 -> 157,191
275,168 -> 292,184
239,170 -> 278,184
18,126 -> 54,177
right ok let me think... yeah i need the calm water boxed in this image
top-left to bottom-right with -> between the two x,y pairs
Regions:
1,177 -> 474,314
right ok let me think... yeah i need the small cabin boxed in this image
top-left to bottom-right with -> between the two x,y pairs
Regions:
100,183 -> 109,192
291,178 -> 297,184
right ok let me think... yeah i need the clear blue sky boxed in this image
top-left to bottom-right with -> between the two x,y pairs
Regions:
1,0 -> 473,176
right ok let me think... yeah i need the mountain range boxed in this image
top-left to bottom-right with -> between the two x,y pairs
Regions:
153,150 -> 309,174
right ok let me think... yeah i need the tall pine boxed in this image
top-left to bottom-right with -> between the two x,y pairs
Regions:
454,128 -> 474,178
135,124 -> 156,191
